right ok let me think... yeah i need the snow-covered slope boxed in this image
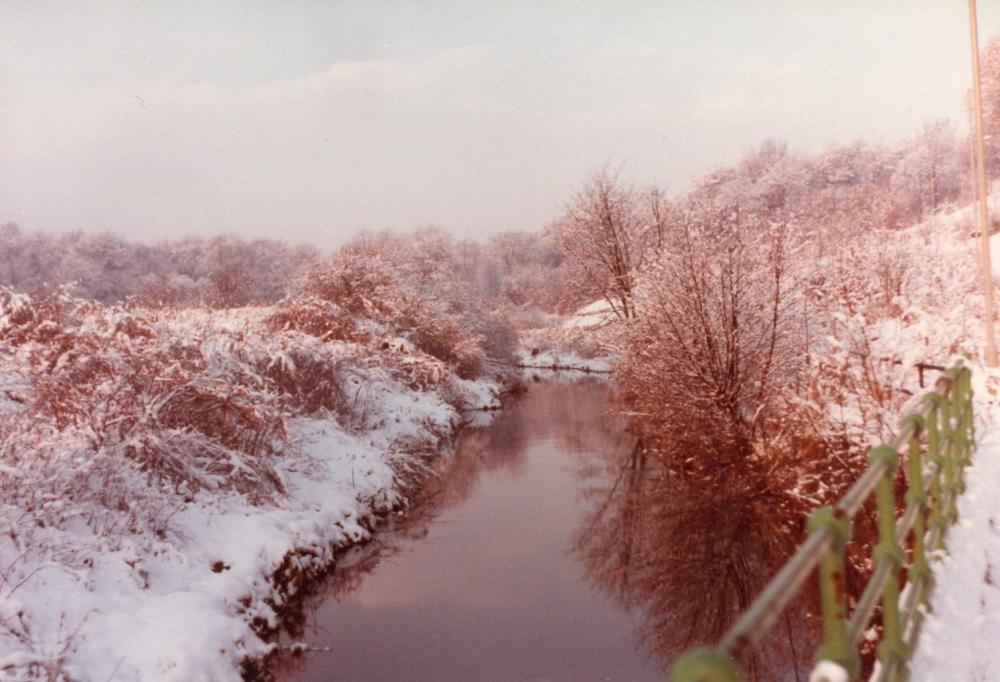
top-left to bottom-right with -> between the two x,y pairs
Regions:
515,299 -> 619,372
824,198 -> 1000,679
908,371 -> 1000,681
561,298 -> 615,330
0,298 -> 502,681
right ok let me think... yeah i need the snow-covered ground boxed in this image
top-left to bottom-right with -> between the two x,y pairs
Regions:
560,298 -> 615,330
516,300 -> 619,372
515,347 -> 612,373
1,383 -> 500,681
908,368 -> 1000,681
0,296 -> 504,681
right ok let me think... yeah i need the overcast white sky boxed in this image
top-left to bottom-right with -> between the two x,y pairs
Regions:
2,1 -> 1000,250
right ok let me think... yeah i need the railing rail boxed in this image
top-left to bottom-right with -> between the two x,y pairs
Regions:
668,361 -> 975,682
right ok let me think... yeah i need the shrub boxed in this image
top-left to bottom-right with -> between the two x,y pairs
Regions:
3,290 -> 290,505
296,231 -> 519,379
298,246 -> 398,317
264,296 -> 358,342
236,330 -> 351,417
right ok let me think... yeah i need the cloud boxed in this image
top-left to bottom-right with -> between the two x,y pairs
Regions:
0,1 -> 987,250
0,47 -> 507,248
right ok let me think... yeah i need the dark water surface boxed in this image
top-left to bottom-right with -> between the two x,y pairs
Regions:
273,377 -> 815,681
275,378 -> 664,681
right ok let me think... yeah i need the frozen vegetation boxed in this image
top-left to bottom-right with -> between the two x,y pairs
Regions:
0,232 -> 517,681
8,37 -> 1000,680
3,174 -> 997,682
536,141 -> 1000,677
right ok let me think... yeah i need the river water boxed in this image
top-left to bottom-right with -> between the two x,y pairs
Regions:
273,376 -> 815,681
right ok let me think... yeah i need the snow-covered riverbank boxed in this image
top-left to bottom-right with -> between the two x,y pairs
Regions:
0,293 -> 506,681
515,300 -> 619,374
7,389 -> 502,682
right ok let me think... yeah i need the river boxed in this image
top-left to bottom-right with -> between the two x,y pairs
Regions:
272,376 -> 815,681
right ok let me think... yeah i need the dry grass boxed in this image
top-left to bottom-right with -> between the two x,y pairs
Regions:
264,296 -> 359,343
0,282 -> 496,541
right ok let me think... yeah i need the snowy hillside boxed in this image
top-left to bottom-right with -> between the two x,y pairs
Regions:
903,209 -> 1000,679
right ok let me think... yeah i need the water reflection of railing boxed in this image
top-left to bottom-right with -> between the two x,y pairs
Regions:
669,362 -> 975,682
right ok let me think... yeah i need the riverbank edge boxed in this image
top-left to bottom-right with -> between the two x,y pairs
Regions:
240,379 -> 528,681
516,362 -> 612,374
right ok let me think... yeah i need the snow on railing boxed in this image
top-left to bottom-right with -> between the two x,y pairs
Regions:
668,361 -> 975,682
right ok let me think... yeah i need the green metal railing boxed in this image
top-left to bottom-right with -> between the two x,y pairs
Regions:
669,362 -> 975,682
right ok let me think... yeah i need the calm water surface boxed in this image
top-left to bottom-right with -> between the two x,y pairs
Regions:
274,377 -> 815,681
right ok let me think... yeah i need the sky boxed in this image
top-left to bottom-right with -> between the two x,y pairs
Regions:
3,1 -> 1000,251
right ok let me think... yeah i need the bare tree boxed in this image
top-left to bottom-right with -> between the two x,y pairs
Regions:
618,194 -> 803,468
978,36 -> 1000,176
553,167 -> 654,321
208,250 -> 253,308
890,119 -> 964,221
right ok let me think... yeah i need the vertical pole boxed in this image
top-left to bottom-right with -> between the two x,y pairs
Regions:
807,506 -> 858,678
923,394 -> 946,551
869,446 -> 906,674
941,389 -> 960,525
964,367 -> 977,444
947,367 -> 970,494
968,0 -> 999,367
903,416 -> 931,607
960,368 -> 975,462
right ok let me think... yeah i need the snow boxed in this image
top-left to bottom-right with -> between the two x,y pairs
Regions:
0,301 -> 503,681
516,300 -> 619,372
810,660 -> 849,682
561,298 -> 615,330
906,370 -> 1000,681
515,348 -> 612,373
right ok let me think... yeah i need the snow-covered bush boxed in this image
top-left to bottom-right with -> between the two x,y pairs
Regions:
300,249 -> 397,318
0,273 -> 508,532
298,228 -> 519,379
0,272 -> 504,679
264,295 -> 359,343
1,288 -> 290,505
617,195 -> 805,468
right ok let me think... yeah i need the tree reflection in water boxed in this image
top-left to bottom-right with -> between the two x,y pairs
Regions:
573,432 -> 821,681
272,377 -> 822,681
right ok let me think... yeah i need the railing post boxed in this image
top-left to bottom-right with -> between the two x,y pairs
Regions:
901,414 -> 931,607
807,506 -> 858,679
922,392 -> 945,552
669,648 -> 740,682
963,366 -> 976,445
869,445 -> 906,676
939,387 -> 960,525
956,367 -> 974,469
946,368 -> 969,495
